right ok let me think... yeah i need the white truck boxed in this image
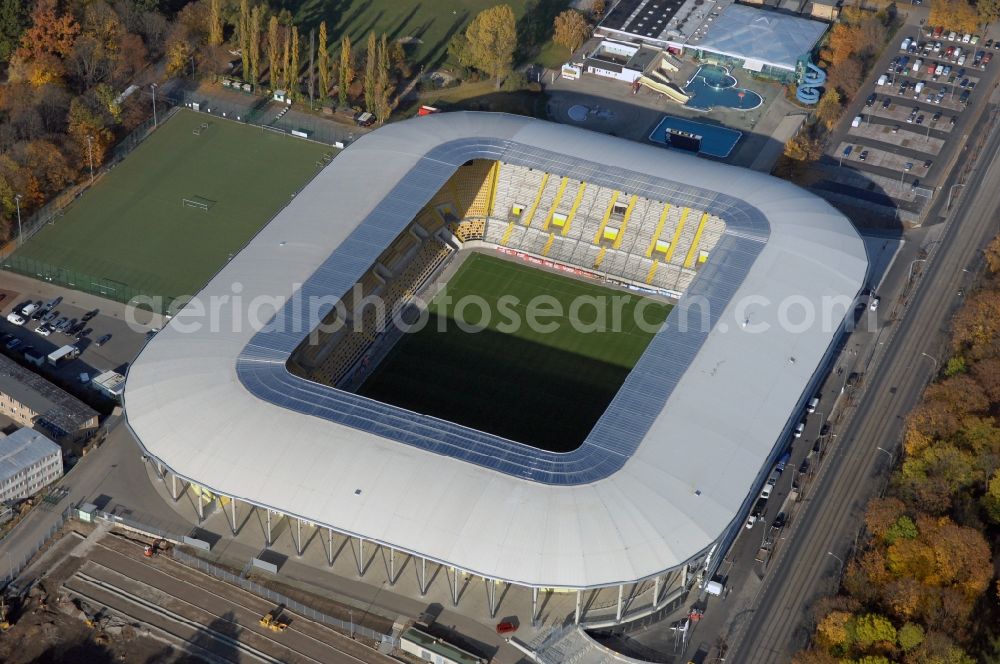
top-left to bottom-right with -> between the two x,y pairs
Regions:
47,344 -> 81,366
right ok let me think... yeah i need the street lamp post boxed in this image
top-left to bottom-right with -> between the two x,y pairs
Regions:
921,351 -> 938,373
14,194 -> 21,247
827,551 -> 845,573
151,83 -> 158,126
876,446 -> 894,465
947,182 -> 965,209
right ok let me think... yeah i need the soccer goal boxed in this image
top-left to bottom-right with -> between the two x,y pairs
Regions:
182,196 -> 213,211
192,122 -> 211,136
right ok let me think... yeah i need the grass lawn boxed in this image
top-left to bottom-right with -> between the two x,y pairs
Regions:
288,0 -> 567,68
534,42 -> 570,70
357,253 -> 671,451
13,109 -> 329,304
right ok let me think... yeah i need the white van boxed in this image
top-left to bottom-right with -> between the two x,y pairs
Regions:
912,58 -> 924,72
807,397 -> 820,413
914,81 -> 925,96
900,37 -> 911,51
877,73 -> 888,86
851,115 -> 862,127
21,303 -> 39,317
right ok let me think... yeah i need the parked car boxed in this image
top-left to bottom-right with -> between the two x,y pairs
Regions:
916,114 -> 925,125
983,52 -> 992,67
82,309 -> 99,322
772,512 -> 788,529
866,93 -> 877,106
932,111 -> 942,122
41,310 -> 57,323
924,159 -> 933,168
960,89 -> 971,103
6,312 -> 25,326
882,97 -> 892,109
96,333 -> 112,346
960,77 -> 970,87
950,115 -> 958,126
75,327 -> 92,340
34,323 -> 51,336
5,337 -> 21,350
859,150 -> 869,161
57,318 -> 75,333
892,125 -> 900,134
50,317 -> 67,331
870,296 -> 881,311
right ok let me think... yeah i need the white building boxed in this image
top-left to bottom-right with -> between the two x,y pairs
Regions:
0,428 -> 63,503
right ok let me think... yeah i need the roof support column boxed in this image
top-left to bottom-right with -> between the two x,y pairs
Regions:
654,575 -> 661,609
356,538 -> 364,576
531,587 -> 538,627
575,590 -> 582,624
682,564 -> 688,589
389,548 -> 395,586
616,584 -> 624,622
451,568 -> 460,606
230,496 -> 237,534
155,461 -> 165,480
296,518 -> 303,556
196,491 -> 204,522
488,579 -> 497,618
327,528 -> 334,566
266,510 -> 272,547
419,557 -> 427,596
171,474 -> 179,501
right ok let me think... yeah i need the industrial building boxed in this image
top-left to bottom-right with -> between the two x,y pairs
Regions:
124,112 -> 867,627
0,428 -> 63,503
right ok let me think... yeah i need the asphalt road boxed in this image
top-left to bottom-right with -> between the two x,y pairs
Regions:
730,104 -> 1000,662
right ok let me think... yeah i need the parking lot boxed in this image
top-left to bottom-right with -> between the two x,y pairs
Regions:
817,22 -> 1000,221
0,273 -> 156,406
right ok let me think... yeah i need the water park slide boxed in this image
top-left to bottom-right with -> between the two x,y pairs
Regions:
638,75 -> 691,104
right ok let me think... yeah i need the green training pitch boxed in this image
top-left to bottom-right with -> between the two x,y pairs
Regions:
14,109 -> 329,302
357,253 -> 671,452
287,0 -> 537,66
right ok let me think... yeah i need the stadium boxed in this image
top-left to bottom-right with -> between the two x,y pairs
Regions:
124,112 -> 868,627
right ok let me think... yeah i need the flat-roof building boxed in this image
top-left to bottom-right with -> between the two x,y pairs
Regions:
0,354 -> 100,445
0,428 -> 62,503
596,0 -> 828,81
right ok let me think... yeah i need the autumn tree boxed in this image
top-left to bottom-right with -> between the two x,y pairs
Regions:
318,21 -> 330,99
248,3 -> 263,85
930,0 -> 980,34
591,0 -> 606,18
816,89 -> 842,129
209,0 -> 223,46
238,0 -> 249,77
280,26 -> 290,92
67,97 -> 113,173
553,10 -> 590,54
980,0 -> 1000,23
0,0 -> 27,63
371,33 -> 394,124
458,4 -> 517,89
290,25 -> 299,100
267,14 -> 279,88
364,31 -> 376,111
338,34 -> 353,106
10,1 -> 80,87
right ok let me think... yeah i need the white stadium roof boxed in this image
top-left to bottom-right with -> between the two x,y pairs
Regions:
124,112 -> 868,589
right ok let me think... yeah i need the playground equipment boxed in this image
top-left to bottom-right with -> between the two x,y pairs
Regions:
796,63 -> 826,105
634,72 -> 692,104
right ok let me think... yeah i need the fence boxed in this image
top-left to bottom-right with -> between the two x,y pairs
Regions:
160,87 -> 359,147
0,254 -> 175,314
1,505 -> 72,593
171,548 -> 396,647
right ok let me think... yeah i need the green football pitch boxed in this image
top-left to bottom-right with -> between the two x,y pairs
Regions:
357,253 -> 671,452
13,109 -> 329,304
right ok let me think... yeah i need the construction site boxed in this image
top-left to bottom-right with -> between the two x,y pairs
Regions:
0,516 -> 406,664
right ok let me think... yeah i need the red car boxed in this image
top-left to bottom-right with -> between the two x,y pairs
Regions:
496,621 -> 518,635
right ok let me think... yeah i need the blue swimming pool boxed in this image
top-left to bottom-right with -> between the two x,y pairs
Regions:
684,65 -> 764,112
648,116 -> 743,159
